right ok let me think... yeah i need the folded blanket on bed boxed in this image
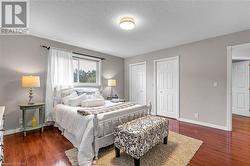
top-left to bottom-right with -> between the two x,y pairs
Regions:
77,102 -> 136,116
81,98 -> 105,107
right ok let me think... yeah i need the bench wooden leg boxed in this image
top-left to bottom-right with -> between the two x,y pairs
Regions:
164,135 -> 168,144
134,158 -> 140,166
115,147 -> 120,157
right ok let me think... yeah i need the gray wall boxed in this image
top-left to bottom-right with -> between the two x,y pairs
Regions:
125,30 -> 250,128
0,35 -> 124,130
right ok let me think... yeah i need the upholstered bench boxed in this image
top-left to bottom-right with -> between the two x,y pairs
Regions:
114,115 -> 169,166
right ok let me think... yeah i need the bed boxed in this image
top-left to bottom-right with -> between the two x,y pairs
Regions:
52,87 -> 151,166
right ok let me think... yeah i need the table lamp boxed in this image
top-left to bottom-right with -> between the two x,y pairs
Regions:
108,79 -> 116,97
22,76 -> 40,104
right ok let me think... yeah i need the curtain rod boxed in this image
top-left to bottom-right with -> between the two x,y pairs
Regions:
40,45 -> 105,60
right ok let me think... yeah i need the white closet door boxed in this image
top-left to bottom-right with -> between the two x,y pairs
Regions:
129,62 -> 146,105
155,57 -> 179,118
232,61 -> 250,117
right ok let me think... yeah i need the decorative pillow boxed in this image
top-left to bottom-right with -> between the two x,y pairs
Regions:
74,88 -> 99,95
77,91 -> 101,96
61,88 -> 75,98
76,91 -> 86,96
81,98 -> 105,107
62,92 -> 78,105
88,93 -> 105,100
68,94 -> 88,107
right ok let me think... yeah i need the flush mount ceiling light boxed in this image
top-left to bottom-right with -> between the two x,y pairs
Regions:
119,17 -> 135,30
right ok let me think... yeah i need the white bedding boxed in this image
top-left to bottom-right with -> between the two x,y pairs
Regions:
53,100 -> 146,166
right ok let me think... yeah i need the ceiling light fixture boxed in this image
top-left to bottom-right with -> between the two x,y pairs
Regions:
119,17 -> 135,30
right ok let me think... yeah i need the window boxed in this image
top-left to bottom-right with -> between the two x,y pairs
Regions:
73,57 -> 101,86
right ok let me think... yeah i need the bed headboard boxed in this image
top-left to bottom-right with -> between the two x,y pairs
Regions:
53,87 -> 101,106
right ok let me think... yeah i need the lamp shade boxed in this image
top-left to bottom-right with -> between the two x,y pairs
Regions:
108,79 -> 116,87
22,76 -> 40,88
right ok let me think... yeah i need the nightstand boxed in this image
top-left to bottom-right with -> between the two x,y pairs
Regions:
19,103 -> 45,136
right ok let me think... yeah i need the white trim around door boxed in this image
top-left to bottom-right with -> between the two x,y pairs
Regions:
227,43 -> 250,131
226,46 -> 232,131
129,61 -> 147,105
154,56 -> 180,119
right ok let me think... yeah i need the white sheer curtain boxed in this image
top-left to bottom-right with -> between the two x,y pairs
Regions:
45,48 -> 74,121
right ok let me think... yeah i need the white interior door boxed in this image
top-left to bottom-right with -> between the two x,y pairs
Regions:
155,57 -> 179,118
129,62 -> 146,105
232,61 -> 250,117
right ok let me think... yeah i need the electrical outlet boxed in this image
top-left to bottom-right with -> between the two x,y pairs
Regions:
194,113 -> 199,119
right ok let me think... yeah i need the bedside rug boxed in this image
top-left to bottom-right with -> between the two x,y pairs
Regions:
65,131 -> 203,166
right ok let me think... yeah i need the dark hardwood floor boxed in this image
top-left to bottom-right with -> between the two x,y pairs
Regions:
4,127 -> 73,166
4,115 -> 250,166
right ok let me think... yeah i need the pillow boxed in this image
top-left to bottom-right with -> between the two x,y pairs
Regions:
74,87 -> 99,92
62,92 -> 78,105
88,93 -> 104,100
75,88 -> 99,95
76,91 -> 86,96
81,98 -> 105,107
68,94 -> 88,107
61,88 -> 75,98
76,90 -> 100,96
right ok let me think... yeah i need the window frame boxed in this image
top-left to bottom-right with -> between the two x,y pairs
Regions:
73,55 -> 101,87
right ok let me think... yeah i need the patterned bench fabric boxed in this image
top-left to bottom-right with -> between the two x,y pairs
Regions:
114,115 -> 169,159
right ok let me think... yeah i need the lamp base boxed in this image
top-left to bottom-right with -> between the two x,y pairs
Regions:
28,88 -> 34,104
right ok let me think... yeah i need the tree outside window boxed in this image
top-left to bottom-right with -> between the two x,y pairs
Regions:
73,57 -> 100,86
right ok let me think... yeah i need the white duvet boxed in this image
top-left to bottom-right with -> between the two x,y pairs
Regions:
53,104 -> 94,165
53,101 -> 145,166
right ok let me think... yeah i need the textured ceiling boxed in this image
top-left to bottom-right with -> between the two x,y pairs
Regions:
30,0 -> 250,58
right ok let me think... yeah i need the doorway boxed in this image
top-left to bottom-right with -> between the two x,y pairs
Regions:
232,60 -> 249,116
129,62 -> 147,105
227,43 -> 250,131
154,56 -> 179,119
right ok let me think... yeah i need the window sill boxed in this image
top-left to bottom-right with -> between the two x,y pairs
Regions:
74,83 -> 101,87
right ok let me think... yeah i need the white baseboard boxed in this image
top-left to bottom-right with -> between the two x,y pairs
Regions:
232,111 -> 250,117
4,122 -> 53,135
4,128 -> 22,135
179,118 -> 229,131
4,119 -> 228,135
